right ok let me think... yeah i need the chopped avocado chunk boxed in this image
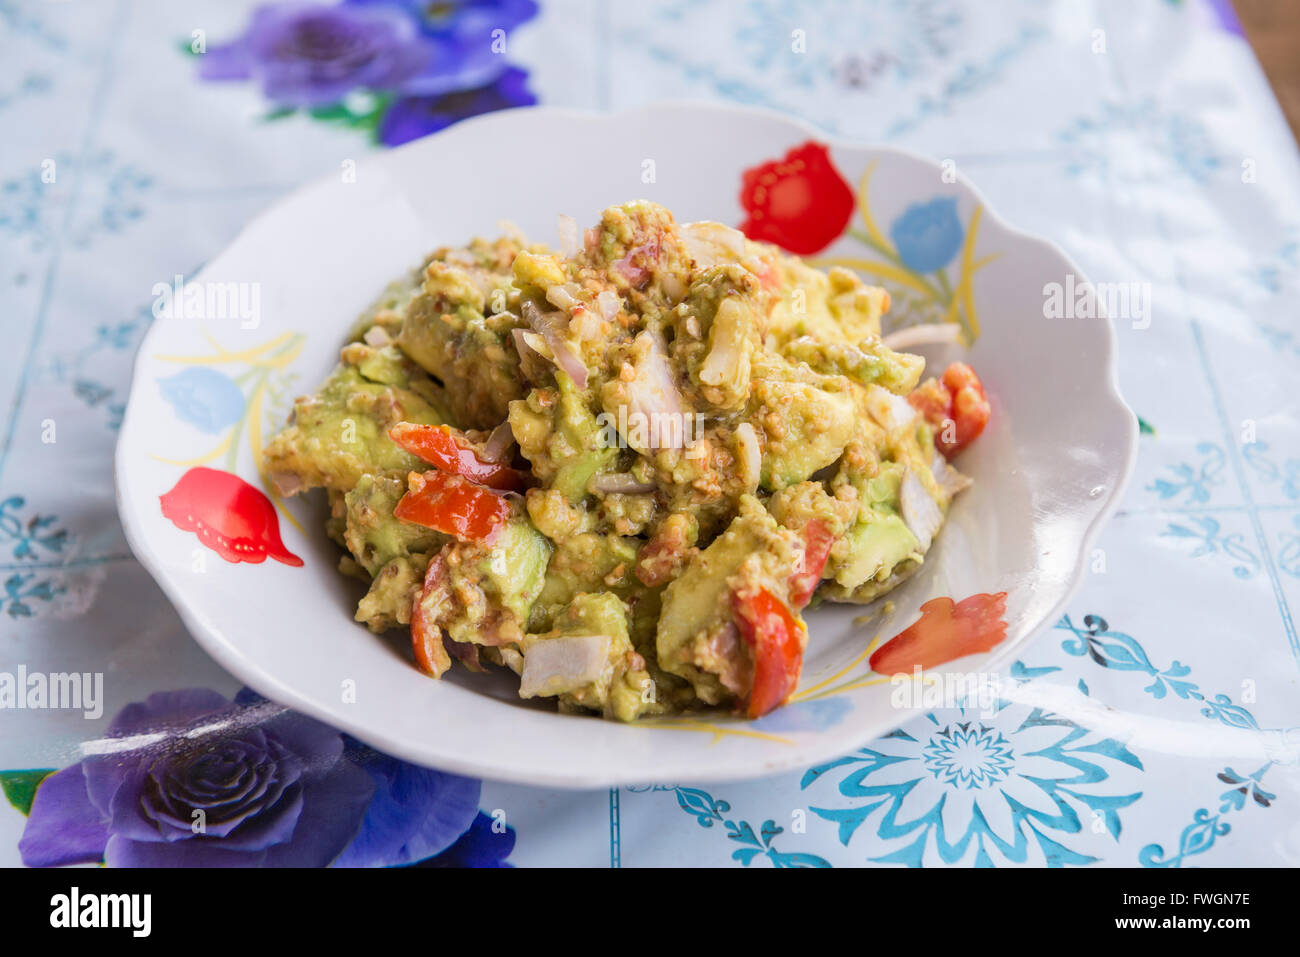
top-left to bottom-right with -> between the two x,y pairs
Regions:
753,373 -> 856,490
656,496 -> 803,703
766,480 -> 854,538
398,264 -> 525,430
418,518 -> 552,650
780,336 -> 924,396
510,374 -> 616,502
479,517 -> 552,624
830,513 -> 920,590
766,261 -> 889,344
264,344 -> 447,494
533,532 -> 640,625
345,473 -> 445,576
859,462 -> 905,509
823,460 -> 921,591
355,552 -> 430,633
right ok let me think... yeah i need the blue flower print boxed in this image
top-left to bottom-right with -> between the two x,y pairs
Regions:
158,367 -> 246,433
889,196 -> 964,273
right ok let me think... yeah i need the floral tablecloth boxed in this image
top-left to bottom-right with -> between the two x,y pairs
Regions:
2,0 -> 1299,867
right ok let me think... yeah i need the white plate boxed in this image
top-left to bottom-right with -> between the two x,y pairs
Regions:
116,103 -> 1136,788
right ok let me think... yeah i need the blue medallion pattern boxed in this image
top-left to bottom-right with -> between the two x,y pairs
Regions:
799,666 -> 1143,868
921,722 -> 1015,789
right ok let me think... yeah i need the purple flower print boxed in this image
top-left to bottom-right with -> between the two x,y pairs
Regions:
198,3 -> 436,108
332,735 -> 480,867
19,688 -> 491,868
412,811 -> 516,867
346,0 -> 539,93
192,1 -> 541,142
377,66 -> 535,145
346,0 -> 539,40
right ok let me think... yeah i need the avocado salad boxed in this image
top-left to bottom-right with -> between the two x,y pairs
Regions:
265,201 -> 991,722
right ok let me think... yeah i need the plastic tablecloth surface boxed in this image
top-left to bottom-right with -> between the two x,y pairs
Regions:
2,0 -> 1299,867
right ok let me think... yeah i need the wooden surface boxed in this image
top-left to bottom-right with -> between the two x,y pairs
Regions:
1234,0 -> 1300,144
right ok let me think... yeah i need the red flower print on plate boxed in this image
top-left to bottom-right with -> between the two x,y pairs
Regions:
869,592 -> 1008,675
738,141 -> 855,255
160,467 -> 303,567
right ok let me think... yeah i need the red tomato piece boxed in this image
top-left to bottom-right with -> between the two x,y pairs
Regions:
907,378 -> 951,425
731,587 -> 807,718
908,361 -> 991,458
788,519 -> 834,609
389,423 -> 528,492
393,470 -> 511,543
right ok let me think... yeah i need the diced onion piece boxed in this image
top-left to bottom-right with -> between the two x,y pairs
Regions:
362,325 -> 392,347
613,257 -> 648,287
557,213 -> 581,258
931,450 -> 973,498
590,472 -> 657,495
625,330 -> 686,450
611,239 -> 660,289
680,221 -> 747,267
660,271 -> 686,303
523,300 -> 589,390
516,329 -> 552,359
618,262 -> 645,286
570,305 -> 601,342
512,328 -> 555,384
469,271 -> 495,301
483,421 -> 516,463
734,422 -> 761,490
519,635 -> 612,698
865,384 -> 919,432
900,470 -> 943,553
596,290 -> 621,321
270,470 -> 303,497
882,324 -> 963,351
698,297 -> 749,388
545,282 -> 581,312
